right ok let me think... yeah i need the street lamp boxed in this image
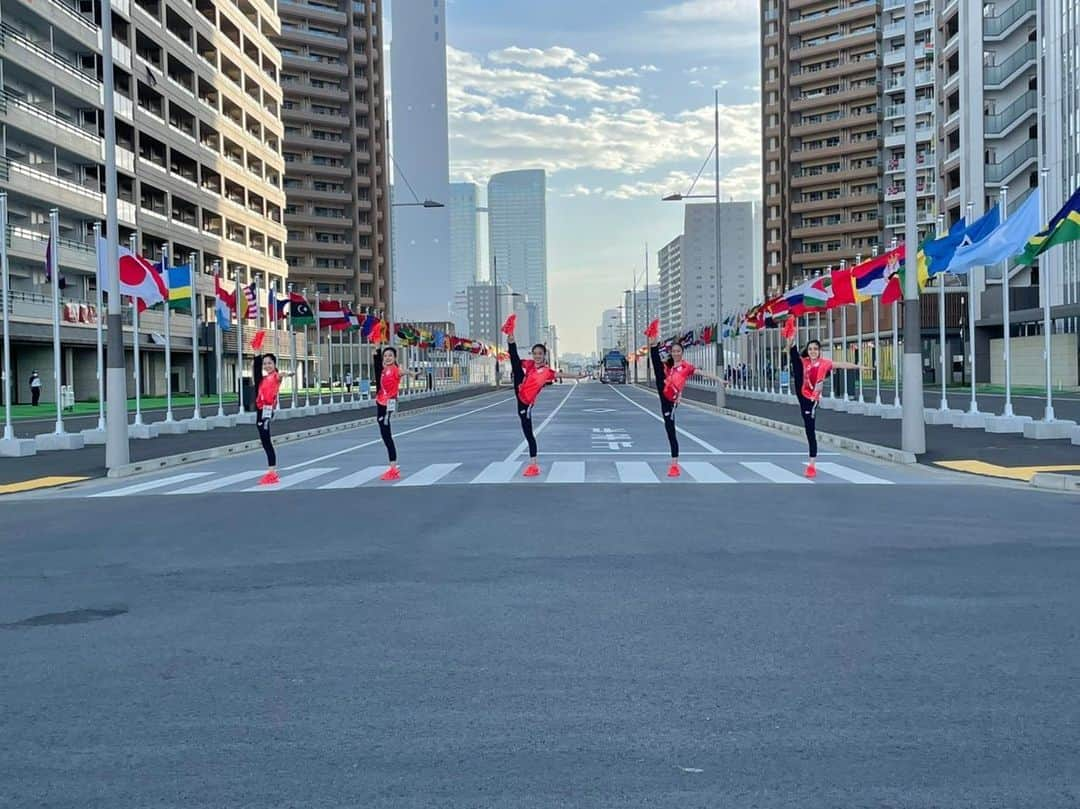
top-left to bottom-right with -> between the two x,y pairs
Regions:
661,87 -> 726,408
624,287 -> 637,383
392,199 -> 445,209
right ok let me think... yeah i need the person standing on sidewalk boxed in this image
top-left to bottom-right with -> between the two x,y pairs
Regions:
252,333 -> 293,486
29,370 -> 42,406
785,318 -> 859,478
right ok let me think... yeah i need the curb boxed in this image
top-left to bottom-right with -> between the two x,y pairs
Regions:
106,387 -> 497,479
1029,472 -> 1080,493
662,388 -> 918,465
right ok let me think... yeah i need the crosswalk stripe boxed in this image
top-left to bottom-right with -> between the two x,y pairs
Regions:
318,466 -> 386,489
547,461 -> 585,483
397,463 -> 461,487
170,470 -> 266,494
679,462 -> 736,483
244,468 -> 336,491
616,461 -> 659,483
471,461 -> 521,483
815,462 -> 894,485
89,472 -> 213,498
740,461 -> 809,484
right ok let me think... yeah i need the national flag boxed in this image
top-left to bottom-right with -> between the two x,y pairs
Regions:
361,314 -> 377,338
829,266 -> 856,307
852,246 -> 905,298
1017,185 -> 1080,266
242,282 -> 257,320
924,217 -> 968,276
289,292 -> 315,326
700,324 -> 714,344
44,236 -> 67,289
433,329 -> 446,349
943,205 -> 1001,274
317,299 -> 345,329
268,287 -> 288,321
96,236 -> 168,310
165,264 -> 193,311
803,275 -> 832,311
678,329 -> 695,347
947,192 -> 1041,275
214,275 -> 231,331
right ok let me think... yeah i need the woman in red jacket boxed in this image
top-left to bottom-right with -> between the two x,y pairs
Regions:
253,350 -> 292,486
644,320 -> 724,477
784,318 -> 859,477
374,342 -> 421,481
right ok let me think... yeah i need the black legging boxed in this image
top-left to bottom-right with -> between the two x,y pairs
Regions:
376,403 -> 397,462
790,346 -> 817,459
509,342 -> 538,458
257,413 -> 276,467
650,346 -> 679,458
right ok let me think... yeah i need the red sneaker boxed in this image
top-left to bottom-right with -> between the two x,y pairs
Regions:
667,463 -> 681,478
804,464 -> 817,479
258,471 -> 279,486
501,314 -> 517,335
522,463 -> 541,478
380,466 -> 401,481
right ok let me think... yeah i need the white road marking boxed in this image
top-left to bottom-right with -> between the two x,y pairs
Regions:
471,461 -> 521,483
608,385 -> 724,454
170,470 -> 266,494
740,461 -> 809,484
243,468 -> 336,491
679,462 -> 736,483
815,462 -> 894,485
396,463 -> 461,487
503,382 -> 579,462
616,461 -> 659,483
89,472 -> 213,498
546,461 -> 586,483
284,395 -> 512,471
318,466 -> 386,489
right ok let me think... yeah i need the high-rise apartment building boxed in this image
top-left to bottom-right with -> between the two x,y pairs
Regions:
680,202 -> 758,326
278,0 -> 390,312
390,0 -> 452,322
449,181 -> 480,333
488,169 -> 548,334
761,0 -> 882,294
658,235 -> 683,335
1,0 -> 290,401
596,308 -> 622,356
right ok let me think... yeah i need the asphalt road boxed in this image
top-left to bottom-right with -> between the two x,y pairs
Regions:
2,380 -> 1078,808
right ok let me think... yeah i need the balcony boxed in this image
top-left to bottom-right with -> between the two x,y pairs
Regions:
790,0 -> 876,34
279,0 -> 347,24
985,89 -> 1037,137
0,23 -> 102,97
984,140 -> 1037,184
883,13 -> 933,37
885,69 -> 935,92
0,91 -> 103,162
885,98 -> 934,119
984,0 -> 1036,39
0,157 -> 104,217
884,125 -> 935,147
984,41 -> 1037,88
791,28 -> 877,59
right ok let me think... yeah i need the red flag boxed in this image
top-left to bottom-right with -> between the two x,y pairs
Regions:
829,268 -> 856,307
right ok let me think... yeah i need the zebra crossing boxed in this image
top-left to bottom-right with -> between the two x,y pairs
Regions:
81,458 -> 900,498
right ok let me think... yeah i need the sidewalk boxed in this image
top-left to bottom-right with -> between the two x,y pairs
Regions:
0,385 -> 496,486
677,386 -> 1080,476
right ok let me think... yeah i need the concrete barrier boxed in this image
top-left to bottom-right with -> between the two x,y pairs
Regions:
1030,472 -> 1080,493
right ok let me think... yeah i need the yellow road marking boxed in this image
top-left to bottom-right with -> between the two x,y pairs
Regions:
934,461 -> 1080,482
0,476 -> 89,495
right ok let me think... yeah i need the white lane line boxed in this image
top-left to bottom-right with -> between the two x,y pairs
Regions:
679,462 -> 736,483
546,461 -> 585,483
170,470 -> 266,494
608,385 -> 724,454
471,461 -> 521,483
396,463 -> 461,487
284,396 -> 511,471
741,461 -> 809,484
89,471 -> 213,498
503,382 -> 579,462
243,468 -> 336,491
815,462 -> 894,485
318,466 -> 386,489
616,461 -> 659,483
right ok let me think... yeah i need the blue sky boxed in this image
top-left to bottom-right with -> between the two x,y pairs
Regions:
443,0 -> 762,354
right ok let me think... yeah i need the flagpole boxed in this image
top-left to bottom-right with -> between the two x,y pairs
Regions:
315,290 -> 323,406
0,194 -> 12,441
827,297 -> 835,400
936,214 -> 949,411
49,209 -> 65,435
93,223 -> 105,431
288,283 -> 297,409
162,243 -> 174,423
886,240 -> 898,410
349,326 -> 355,402
189,251 -> 201,420
873,288 -> 882,406
855,253 -> 864,404
965,201 -> 978,413
214,261 -> 224,418
998,184 -> 1015,417
128,233 -> 143,427
839,260 -> 847,399
1039,168 -> 1055,421
236,273 -> 244,415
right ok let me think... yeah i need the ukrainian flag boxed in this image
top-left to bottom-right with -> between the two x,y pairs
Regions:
165,264 -> 193,311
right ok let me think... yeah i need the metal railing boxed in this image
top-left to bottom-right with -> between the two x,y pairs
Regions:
0,24 -> 101,87
984,0 -> 1036,36
0,157 -> 104,203
984,89 -> 1037,135
984,41 -> 1037,86
985,139 -> 1037,183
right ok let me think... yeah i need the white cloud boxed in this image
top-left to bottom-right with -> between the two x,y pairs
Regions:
639,64 -> 661,73
487,45 -> 601,74
599,161 -> 761,201
647,0 -> 758,23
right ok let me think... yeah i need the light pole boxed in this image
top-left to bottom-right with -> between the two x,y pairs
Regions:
661,87 -> 726,407
625,287 -> 637,383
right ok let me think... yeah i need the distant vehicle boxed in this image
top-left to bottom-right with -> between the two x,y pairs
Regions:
601,350 -> 627,384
